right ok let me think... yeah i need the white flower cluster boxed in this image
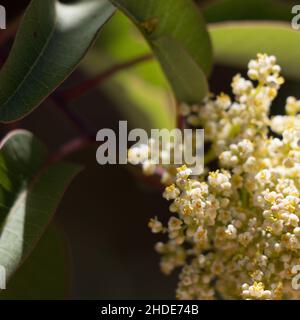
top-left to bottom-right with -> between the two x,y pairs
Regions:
128,137 -> 184,185
145,54 -> 300,300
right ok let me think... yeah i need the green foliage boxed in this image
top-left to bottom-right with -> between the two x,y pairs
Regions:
0,226 -> 70,300
110,0 -> 212,104
0,130 -> 81,280
0,0 -> 115,122
82,14 -> 176,130
209,22 -> 300,81
203,0 -> 292,23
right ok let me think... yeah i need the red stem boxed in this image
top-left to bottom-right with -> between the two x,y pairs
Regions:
176,102 -> 185,130
61,53 -> 153,103
50,95 -> 93,135
47,136 -> 96,165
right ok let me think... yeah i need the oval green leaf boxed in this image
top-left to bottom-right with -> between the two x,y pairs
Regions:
0,0 -> 116,122
83,11 -> 176,130
110,0 -> 213,104
209,22 -> 300,81
203,0 -> 292,23
0,130 -> 81,280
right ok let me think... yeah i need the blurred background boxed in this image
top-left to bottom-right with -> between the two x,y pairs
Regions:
0,0 -> 299,299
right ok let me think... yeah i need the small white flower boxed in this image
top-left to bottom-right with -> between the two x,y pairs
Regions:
163,184 -> 180,200
142,160 -> 156,175
148,217 -> 163,234
168,217 -> 183,232
225,224 -> 237,239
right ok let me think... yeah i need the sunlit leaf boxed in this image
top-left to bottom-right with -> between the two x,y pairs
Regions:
110,0 -> 212,103
209,22 -> 300,81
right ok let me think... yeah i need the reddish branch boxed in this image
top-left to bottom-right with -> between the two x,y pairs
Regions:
47,135 -> 96,165
50,95 -> 93,135
47,53 -> 156,179
61,53 -> 153,103
50,53 -> 154,138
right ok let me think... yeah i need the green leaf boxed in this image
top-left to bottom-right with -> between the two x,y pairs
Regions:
98,12 -> 169,88
0,130 -> 81,280
110,0 -> 212,104
82,12 -> 175,130
209,22 -> 300,81
153,36 -> 209,105
203,0 -> 292,23
98,70 -> 176,130
0,0 -> 116,122
0,226 -> 70,299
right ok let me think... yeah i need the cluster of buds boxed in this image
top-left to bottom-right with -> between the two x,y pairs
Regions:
130,54 -> 300,299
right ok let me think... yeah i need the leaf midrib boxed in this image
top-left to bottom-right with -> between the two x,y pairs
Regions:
1,7 -> 57,109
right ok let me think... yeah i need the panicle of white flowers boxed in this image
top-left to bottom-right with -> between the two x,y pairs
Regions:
127,136 -> 187,184
131,53 -> 300,299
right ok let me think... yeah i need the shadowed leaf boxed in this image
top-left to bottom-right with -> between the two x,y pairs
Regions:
0,130 -> 81,280
0,0 -> 116,122
0,226 -> 71,299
